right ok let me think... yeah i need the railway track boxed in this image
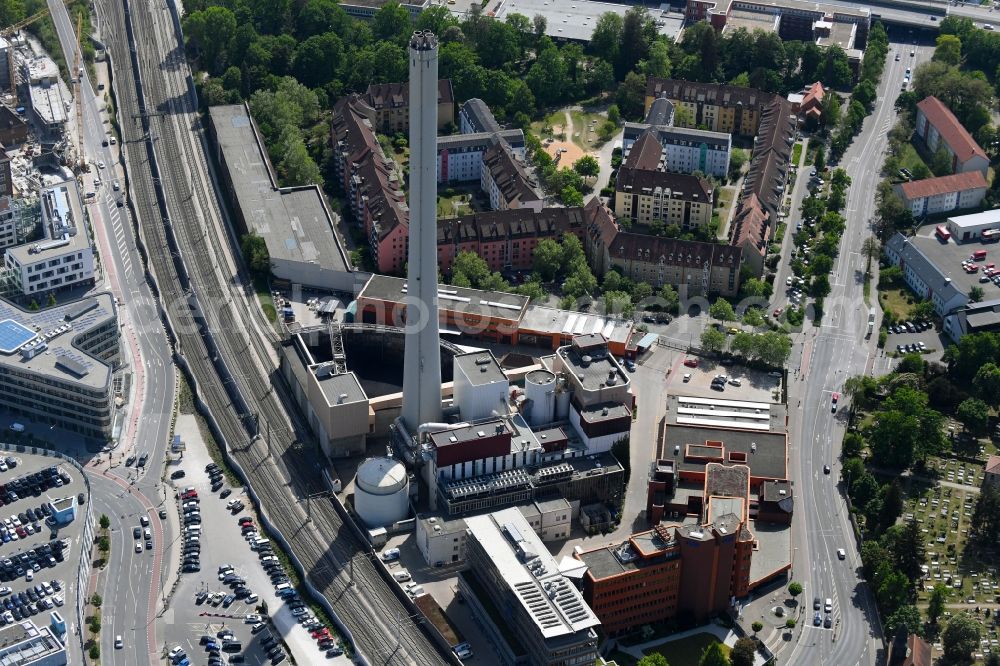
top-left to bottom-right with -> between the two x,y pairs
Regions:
96,0 -> 448,663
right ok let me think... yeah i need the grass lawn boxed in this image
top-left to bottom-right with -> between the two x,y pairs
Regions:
792,142 -> 803,167
716,186 -> 738,239
898,142 -> 929,177
253,274 -> 277,324
878,285 -> 915,321
437,191 -> 473,218
642,633 -> 731,666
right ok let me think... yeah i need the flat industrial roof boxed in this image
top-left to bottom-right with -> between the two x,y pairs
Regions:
557,343 -> 629,392
316,370 -> 367,406
491,0 -> 682,42
947,209 -> 1000,229
0,293 -> 116,390
521,306 -> 632,344
208,105 -> 350,277
668,395 -> 786,432
906,225 -> 997,299
662,424 -> 787,481
358,274 -> 529,322
454,350 -> 508,387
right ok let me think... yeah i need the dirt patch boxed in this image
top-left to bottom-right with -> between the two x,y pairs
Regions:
544,139 -> 587,168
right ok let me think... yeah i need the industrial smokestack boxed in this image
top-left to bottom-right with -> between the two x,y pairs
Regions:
401,31 -> 442,431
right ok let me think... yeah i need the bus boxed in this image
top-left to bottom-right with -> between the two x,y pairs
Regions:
867,308 -> 876,339
935,225 -> 951,242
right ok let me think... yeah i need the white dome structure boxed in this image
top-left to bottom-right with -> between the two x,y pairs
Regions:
355,457 -> 409,528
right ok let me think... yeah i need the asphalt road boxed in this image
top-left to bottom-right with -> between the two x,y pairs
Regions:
780,40 -> 936,666
47,2 -> 177,664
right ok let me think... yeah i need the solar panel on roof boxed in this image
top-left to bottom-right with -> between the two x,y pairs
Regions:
0,319 -> 37,354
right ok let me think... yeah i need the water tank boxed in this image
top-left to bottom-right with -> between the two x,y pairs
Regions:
355,457 -> 409,528
555,376 -> 571,421
524,369 -> 556,426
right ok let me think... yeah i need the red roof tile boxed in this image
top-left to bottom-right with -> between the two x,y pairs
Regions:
917,96 -> 987,164
897,171 -> 987,200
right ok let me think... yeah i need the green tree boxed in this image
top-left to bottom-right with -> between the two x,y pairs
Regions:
933,34 -> 963,67
241,233 -> 270,275
698,643 -> 729,666
973,362 -> 1000,406
788,581 -> 803,599
730,637 -> 756,666
602,290 -> 634,317
91,593 -> 102,608
372,1 -> 411,43
929,145 -> 955,177
533,239 -> 564,282
970,286 -> 985,303
701,327 -> 727,353
183,6 -> 238,74
928,582 -> 948,624
971,483 -> 1000,547
709,298 -> 736,322
572,155 -> 600,178
589,12 -> 623,67
957,397 -> 989,436
616,71 -> 648,120
878,481 -> 904,532
751,621 -> 764,635
637,654 -> 670,666
885,604 -> 922,637
607,105 -> 621,125
942,612 -> 981,663
99,514 -> 110,530
892,519 -> 927,582
785,618 -> 797,629
659,284 -> 679,314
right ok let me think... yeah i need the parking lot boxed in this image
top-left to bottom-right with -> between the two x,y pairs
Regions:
673,357 -> 782,402
910,227 -> 1000,299
160,418 -> 349,666
884,319 -> 947,360
375,534 -> 500,666
0,448 -> 87,633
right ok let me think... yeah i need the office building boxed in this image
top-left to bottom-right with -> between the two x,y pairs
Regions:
884,233 -> 969,318
3,180 -> 94,296
943,298 -> 1000,343
460,98 -> 502,135
894,171 -> 987,218
208,104 -> 354,290
915,96 -> 989,177
364,78 -> 454,134
622,123 -> 732,179
644,79 -> 774,137
0,619 -> 67,665
0,293 -> 119,440
459,508 -> 600,666
0,105 -> 28,146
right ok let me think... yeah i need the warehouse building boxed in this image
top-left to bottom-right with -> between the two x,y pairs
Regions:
208,104 -> 355,291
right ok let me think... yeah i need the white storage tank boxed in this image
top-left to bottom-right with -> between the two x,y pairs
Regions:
524,369 -> 556,426
355,457 -> 409,528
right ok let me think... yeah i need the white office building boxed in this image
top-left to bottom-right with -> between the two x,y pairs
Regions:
4,181 -> 94,296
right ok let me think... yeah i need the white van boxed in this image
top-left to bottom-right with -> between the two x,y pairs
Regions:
185,525 -> 202,533
8,424 -> 24,433
274,583 -> 292,593
392,570 -> 411,582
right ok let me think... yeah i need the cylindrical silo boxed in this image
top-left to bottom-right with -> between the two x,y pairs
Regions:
525,369 -> 557,426
354,457 -> 410,528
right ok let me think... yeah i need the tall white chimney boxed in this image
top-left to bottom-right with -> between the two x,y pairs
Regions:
401,31 -> 442,431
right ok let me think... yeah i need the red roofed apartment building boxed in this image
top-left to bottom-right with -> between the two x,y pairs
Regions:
893,171 -> 987,218
915,96 -> 990,177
